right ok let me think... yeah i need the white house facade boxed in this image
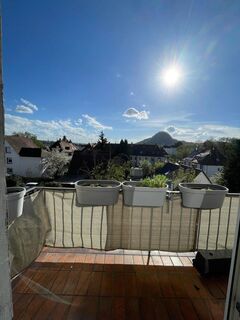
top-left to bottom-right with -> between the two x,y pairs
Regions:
5,136 -> 44,178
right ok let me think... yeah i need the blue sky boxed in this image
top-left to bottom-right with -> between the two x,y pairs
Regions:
2,0 -> 240,143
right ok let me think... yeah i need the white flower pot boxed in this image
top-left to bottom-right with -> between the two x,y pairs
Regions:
75,180 -> 121,206
179,183 -> 229,209
122,181 -> 167,207
7,187 -> 26,224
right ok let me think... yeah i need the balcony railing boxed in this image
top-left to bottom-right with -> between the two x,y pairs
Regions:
8,187 -> 239,277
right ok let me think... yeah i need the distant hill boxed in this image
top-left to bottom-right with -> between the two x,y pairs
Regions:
137,131 -> 178,146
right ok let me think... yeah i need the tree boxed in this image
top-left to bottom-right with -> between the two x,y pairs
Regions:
223,139 -> 240,192
139,160 -> 154,178
98,131 -> 108,145
42,151 -> 70,179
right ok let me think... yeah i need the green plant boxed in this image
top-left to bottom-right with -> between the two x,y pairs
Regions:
138,174 -> 167,188
171,168 -> 195,189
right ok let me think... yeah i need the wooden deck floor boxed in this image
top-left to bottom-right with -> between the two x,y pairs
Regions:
12,248 -> 228,319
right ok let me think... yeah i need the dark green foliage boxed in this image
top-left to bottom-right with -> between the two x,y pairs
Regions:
223,139 -> 240,192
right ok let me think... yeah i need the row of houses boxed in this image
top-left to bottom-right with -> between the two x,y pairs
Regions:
4,134 -> 226,180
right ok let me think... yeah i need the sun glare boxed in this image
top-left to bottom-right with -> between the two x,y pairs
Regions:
162,65 -> 183,88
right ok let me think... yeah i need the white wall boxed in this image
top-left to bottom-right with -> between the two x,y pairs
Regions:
5,141 -> 43,177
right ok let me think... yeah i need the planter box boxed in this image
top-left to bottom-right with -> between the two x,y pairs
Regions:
7,187 -> 26,224
179,183 -> 228,210
122,181 -> 167,207
75,180 -> 121,206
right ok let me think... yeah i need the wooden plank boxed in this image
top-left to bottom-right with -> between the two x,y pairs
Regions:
125,298 -> 140,320
51,270 -> 71,295
178,298 -> 199,320
124,272 -> 138,297
112,297 -> 126,320
139,297 -> 156,320
161,256 -> 173,266
63,270 -> 80,295
67,296 -> 98,320
207,299 -> 225,320
169,273 -> 187,298
113,273 -> 125,297
13,293 -> 35,320
157,272 -> 175,298
179,256 -> 193,267
87,272 -> 103,296
100,272 -> 114,296
164,298 -> 185,320
191,298 -> 213,320
98,297 -> 113,320
154,298 -> 169,320
171,257 -> 183,267
74,271 -> 92,295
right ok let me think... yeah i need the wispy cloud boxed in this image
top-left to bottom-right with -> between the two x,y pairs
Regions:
82,114 -> 112,130
123,107 -> 149,120
20,98 -> 38,111
15,105 -> 34,114
15,98 -> 38,114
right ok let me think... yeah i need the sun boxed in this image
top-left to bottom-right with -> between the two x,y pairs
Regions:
162,65 -> 183,88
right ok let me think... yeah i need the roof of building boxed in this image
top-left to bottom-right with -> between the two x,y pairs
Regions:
129,144 -> 168,157
5,135 -> 42,157
50,136 -> 78,153
195,148 -> 226,166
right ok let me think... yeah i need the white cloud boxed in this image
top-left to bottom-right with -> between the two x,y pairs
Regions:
15,105 -> 34,114
4,114 -> 97,143
130,91 -> 135,96
123,107 -> 149,120
20,98 -> 38,111
82,114 -> 112,130
164,124 -> 240,141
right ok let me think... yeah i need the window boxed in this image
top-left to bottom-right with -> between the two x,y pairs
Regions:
7,168 -> 13,174
5,146 -> 11,153
7,157 -> 12,164
65,146 -> 70,150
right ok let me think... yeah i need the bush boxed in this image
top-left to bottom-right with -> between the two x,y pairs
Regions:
139,175 -> 168,188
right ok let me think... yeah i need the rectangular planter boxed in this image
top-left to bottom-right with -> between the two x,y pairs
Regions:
75,180 -> 121,206
179,183 -> 229,209
122,181 -> 167,207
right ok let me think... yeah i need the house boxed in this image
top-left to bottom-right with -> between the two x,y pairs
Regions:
129,144 -> 168,166
49,136 -> 78,157
183,147 -> 226,178
5,135 -> 45,177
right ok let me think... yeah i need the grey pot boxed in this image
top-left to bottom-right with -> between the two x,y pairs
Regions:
75,180 -> 121,206
179,183 -> 229,209
122,181 -> 167,207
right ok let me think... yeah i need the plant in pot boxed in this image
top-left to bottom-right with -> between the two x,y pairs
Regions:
178,183 -> 229,209
7,187 -> 26,224
122,174 -> 168,207
75,180 -> 121,206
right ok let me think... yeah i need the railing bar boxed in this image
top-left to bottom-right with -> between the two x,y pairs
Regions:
158,206 -> 163,249
90,206 -> 94,249
177,201 -> 183,252
100,206 -> 104,250
71,192 -> 75,247
216,208 -> 222,250
61,191 -> 65,247
196,209 -> 202,250
53,191 -> 57,247
193,209 -> 201,251
168,197 -> 174,251
140,207 -> 143,250
206,210 -> 212,250
148,208 -> 154,254
120,197 -> 124,248
225,197 -> 232,249
80,207 -> 84,247
130,206 -> 133,248
111,205 -> 114,244
187,208 -> 192,249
